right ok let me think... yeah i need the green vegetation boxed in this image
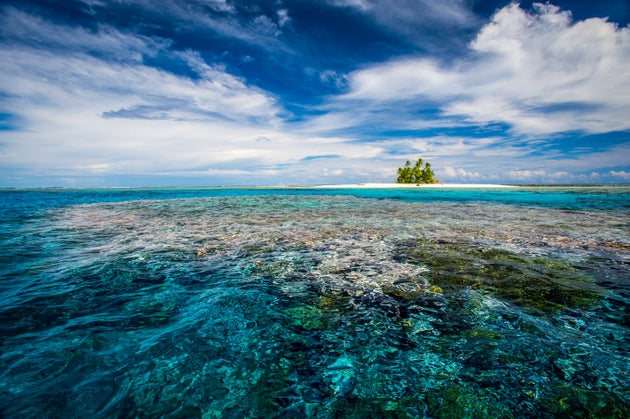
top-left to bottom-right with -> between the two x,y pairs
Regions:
396,158 -> 438,184
394,238 -> 604,313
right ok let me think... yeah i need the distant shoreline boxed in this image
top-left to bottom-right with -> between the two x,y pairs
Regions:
310,183 -> 517,189
2,183 -> 629,191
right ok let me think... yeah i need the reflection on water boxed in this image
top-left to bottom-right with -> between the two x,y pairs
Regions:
1,194 -> 629,417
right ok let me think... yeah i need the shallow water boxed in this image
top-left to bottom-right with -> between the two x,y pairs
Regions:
1,187 -> 629,417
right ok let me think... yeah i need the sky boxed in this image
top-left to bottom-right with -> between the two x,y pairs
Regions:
0,0 -> 629,187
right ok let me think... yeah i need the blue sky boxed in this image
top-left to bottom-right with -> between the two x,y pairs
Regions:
0,0 -> 629,187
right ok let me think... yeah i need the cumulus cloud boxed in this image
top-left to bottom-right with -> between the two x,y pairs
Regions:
342,2 -> 630,135
607,171 -> 630,181
506,170 -> 560,180
504,169 -> 630,184
441,167 -> 482,180
433,168 -> 630,184
323,168 -> 344,177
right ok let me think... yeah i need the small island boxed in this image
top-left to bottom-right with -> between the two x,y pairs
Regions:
396,157 -> 438,184
313,157 -> 517,188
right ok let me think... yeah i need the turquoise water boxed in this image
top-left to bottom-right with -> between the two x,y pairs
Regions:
1,186 -> 629,417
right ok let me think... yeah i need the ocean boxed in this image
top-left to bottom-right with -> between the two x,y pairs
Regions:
1,186 -> 628,417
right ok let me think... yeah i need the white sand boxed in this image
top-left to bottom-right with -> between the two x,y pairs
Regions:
311,183 -> 516,189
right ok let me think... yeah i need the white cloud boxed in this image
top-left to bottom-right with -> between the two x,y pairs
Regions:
437,167 -> 630,184
545,143 -> 630,171
503,169 -> 630,184
319,70 -> 346,89
118,0 -> 291,52
0,8 -> 282,124
345,59 -> 456,101
373,136 -> 531,161
326,0 -> 477,42
0,48 -> 280,124
0,10 -> 385,185
341,3 -> 630,135
441,167 -> 482,180
608,171 -> 630,181
506,170 -> 552,180
327,0 -> 371,11
1,3 -> 628,187
323,168 -> 344,176
277,9 -> 291,28
0,7 -> 166,62
200,0 -> 236,13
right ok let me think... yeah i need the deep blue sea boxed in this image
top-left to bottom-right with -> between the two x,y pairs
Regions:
1,186 -> 629,417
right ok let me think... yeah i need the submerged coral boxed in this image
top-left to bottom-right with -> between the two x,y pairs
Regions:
1,193 -> 628,417
395,238 -> 606,313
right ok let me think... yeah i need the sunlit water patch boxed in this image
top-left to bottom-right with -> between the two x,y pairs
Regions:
1,193 -> 629,417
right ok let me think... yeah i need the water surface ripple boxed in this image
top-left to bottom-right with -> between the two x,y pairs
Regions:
0,188 -> 628,417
